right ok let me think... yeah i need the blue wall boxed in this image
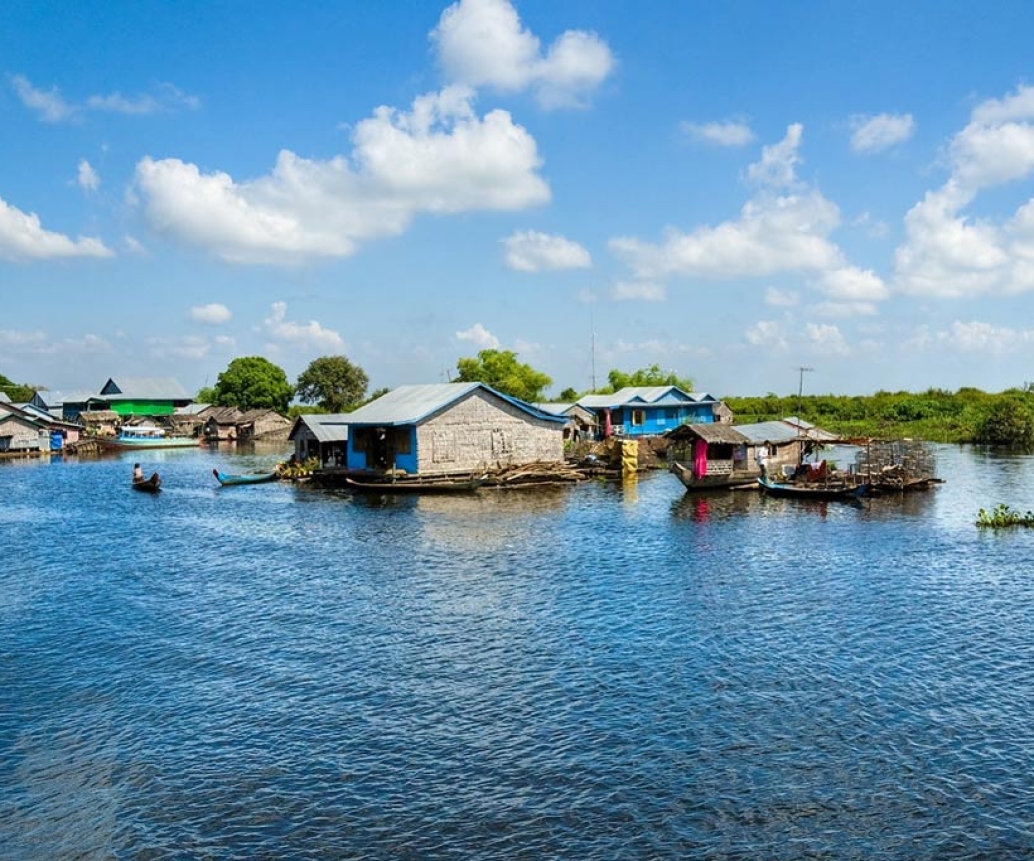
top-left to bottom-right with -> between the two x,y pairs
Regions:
611,403 -> 714,437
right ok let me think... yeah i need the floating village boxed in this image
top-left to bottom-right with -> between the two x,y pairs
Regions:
0,375 -> 941,499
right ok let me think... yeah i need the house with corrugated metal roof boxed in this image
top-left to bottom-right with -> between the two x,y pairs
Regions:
288,414 -> 350,465
577,386 -> 722,438
98,377 -> 193,417
336,383 -> 567,476
533,402 -> 597,443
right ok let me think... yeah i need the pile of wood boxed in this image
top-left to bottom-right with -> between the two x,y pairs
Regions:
485,461 -> 587,487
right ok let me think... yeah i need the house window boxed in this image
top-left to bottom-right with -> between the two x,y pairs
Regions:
394,427 -> 412,454
492,429 -> 513,455
630,409 -> 645,426
433,429 -> 457,462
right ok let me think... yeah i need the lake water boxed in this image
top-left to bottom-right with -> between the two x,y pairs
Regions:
3,444 -> 1034,859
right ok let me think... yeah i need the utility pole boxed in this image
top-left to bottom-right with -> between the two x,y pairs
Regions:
590,309 -> 597,392
795,366 -> 814,429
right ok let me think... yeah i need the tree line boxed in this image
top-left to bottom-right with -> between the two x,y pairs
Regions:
7,359 -> 1034,447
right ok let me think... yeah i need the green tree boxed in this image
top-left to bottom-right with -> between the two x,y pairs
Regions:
210,356 -> 294,413
604,364 -> 694,392
455,349 -> 552,402
976,395 -> 1034,447
0,372 -> 35,402
196,386 -> 217,403
295,355 -> 369,413
558,387 -> 579,402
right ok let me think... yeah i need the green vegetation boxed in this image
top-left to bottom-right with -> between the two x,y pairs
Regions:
0,372 -> 37,403
456,349 -> 552,402
597,364 -> 695,394
295,355 -> 369,413
724,387 -> 1034,446
976,504 -> 1034,528
208,356 -> 294,413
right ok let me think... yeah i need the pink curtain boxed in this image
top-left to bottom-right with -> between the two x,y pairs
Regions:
603,408 -> 612,438
693,437 -> 708,479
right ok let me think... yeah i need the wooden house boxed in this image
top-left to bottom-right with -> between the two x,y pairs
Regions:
338,383 -> 566,476
201,406 -> 244,441
534,402 -> 597,443
236,408 -> 292,442
97,377 -> 193,417
79,410 -> 120,437
577,387 -> 722,438
288,414 -> 350,465
0,411 -> 50,453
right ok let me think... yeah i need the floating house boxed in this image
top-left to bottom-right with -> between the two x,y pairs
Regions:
331,383 -> 566,476
288,414 -> 350,465
577,387 -> 722,438
236,408 -> 292,442
97,377 -> 193,417
533,402 -> 597,442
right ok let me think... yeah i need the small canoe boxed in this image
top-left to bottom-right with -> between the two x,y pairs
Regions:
344,474 -> 486,495
213,468 -> 278,486
758,475 -> 867,499
132,472 -> 162,493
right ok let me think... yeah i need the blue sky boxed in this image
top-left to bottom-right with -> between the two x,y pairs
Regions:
4,0 -> 1034,400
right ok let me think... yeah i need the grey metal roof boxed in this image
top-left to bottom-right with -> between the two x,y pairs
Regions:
100,377 -> 192,400
288,413 -> 350,443
343,383 -> 565,426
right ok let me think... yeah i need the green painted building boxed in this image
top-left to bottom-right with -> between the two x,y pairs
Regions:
98,377 -> 193,416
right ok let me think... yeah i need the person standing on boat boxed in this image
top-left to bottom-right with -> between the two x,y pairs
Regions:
132,463 -> 144,482
755,444 -> 769,478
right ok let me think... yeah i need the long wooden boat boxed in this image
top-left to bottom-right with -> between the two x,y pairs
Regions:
131,472 -> 162,493
105,426 -> 200,450
758,474 -> 868,499
344,474 -> 487,495
669,459 -> 758,491
212,468 -> 278,486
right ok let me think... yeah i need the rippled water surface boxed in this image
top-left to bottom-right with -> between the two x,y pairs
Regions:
3,445 -> 1034,859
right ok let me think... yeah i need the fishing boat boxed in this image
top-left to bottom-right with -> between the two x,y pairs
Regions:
131,472 -> 162,493
343,474 -> 487,495
105,425 -> 200,450
212,468 -> 278,486
758,474 -> 868,499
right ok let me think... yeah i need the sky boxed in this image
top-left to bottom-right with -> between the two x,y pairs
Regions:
4,0 -> 1034,401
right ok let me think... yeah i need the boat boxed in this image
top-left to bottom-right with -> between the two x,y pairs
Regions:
758,474 -> 868,499
343,474 -> 487,495
105,425 -> 200,450
131,472 -> 162,493
212,468 -> 278,486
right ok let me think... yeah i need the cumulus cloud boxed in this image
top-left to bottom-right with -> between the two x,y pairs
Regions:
11,74 -> 199,122
806,322 -> 850,355
932,320 -> 1034,355
189,303 -> 232,324
77,159 -> 100,192
0,195 -> 113,261
431,0 -> 614,109
745,321 -> 788,350
262,302 -> 345,351
135,86 -> 549,264
681,120 -> 755,147
817,266 -> 888,301
610,281 -> 665,301
746,124 -> 803,188
503,229 -> 590,271
456,322 -> 500,349
764,287 -> 799,307
147,335 -> 211,361
0,329 -> 110,355
849,113 -> 915,153
894,84 -> 1034,298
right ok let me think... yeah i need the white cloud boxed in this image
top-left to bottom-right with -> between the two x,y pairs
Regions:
806,322 -> 850,355
503,230 -> 590,271
764,287 -> 799,307
456,322 -> 500,349
818,266 -> 888,301
147,335 -> 211,360
262,302 -> 345,351
10,74 -> 77,122
431,0 -> 614,109
934,320 -> 1034,355
189,303 -> 233,325
894,84 -> 1034,298
745,320 -> 788,350
0,329 -> 110,356
135,86 -> 549,264
681,120 -> 755,147
849,113 -> 915,153
610,281 -> 665,301
123,235 -> 147,255
77,159 -> 100,192
812,301 -> 878,318
11,74 -> 199,122
0,195 -> 113,261
746,124 -> 803,188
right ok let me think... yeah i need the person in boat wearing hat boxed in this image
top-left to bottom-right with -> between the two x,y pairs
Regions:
132,463 -> 144,482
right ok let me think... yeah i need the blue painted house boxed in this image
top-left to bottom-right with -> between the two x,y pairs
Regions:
577,386 -> 721,438
338,382 -> 566,476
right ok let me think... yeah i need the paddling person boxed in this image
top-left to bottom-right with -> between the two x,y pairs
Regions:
132,463 -> 144,482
